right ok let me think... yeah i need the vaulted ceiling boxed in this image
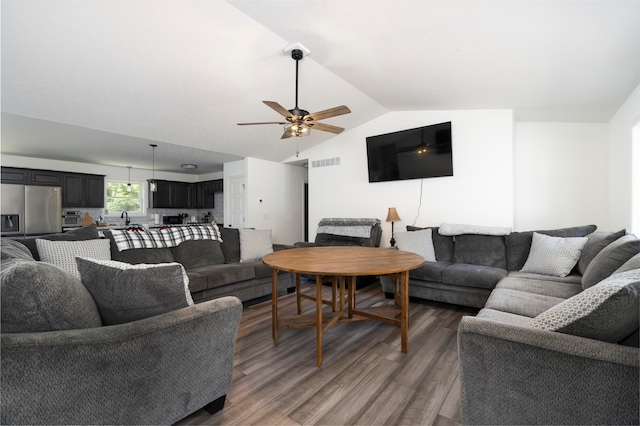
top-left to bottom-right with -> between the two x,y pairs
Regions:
2,0 -> 639,174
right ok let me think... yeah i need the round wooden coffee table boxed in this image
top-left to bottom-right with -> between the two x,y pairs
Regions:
263,246 -> 424,366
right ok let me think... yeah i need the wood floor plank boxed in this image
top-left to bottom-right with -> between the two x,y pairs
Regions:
174,282 -> 478,426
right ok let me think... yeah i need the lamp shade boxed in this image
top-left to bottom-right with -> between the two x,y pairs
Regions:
386,207 -> 400,222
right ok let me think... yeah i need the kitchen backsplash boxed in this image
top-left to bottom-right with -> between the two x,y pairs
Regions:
80,192 -> 224,227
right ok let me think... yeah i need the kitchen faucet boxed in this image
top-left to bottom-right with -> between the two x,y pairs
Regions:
121,211 -> 130,225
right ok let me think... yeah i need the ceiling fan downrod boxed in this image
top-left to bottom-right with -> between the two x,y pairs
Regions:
291,49 -> 307,116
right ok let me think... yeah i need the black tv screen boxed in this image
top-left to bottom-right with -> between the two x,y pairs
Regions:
366,121 -> 453,183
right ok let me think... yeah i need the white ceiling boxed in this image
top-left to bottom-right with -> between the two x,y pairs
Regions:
2,0 -> 639,174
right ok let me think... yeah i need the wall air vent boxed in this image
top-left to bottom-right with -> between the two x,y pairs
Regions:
312,157 -> 341,168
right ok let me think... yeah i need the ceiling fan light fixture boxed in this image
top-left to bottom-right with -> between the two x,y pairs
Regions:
285,122 -> 311,137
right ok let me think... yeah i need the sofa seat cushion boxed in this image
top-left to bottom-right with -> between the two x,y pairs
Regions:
172,239 -> 225,269
507,271 -> 582,285
409,261 -> 450,282
484,288 -> 565,318
453,234 -> 507,269
476,308 -> 533,327
496,276 -> 583,299
185,270 -> 209,293
442,263 -> 507,289
190,263 -> 256,290
1,259 -> 102,332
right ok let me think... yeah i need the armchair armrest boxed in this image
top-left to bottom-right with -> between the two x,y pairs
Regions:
1,296 -> 242,425
458,316 -> 639,425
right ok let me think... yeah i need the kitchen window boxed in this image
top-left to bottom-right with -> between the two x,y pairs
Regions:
105,180 -> 144,216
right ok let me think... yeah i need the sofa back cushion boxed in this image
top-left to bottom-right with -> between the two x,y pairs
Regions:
13,224 -> 100,260
1,239 -> 35,262
454,234 -> 507,269
582,234 -> 640,289
220,227 -> 241,263
407,226 -> 454,263
104,231 -> 175,264
172,239 -> 225,269
577,229 -> 627,275
1,259 -> 102,332
505,224 -> 597,271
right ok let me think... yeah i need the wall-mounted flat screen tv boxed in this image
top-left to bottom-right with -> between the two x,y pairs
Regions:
366,121 -> 453,183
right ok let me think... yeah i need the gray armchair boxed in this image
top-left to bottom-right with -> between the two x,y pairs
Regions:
1,296 -> 242,425
1,238 -> 242,425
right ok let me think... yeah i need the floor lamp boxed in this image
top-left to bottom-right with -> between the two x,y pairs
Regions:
386,207 -> 401,247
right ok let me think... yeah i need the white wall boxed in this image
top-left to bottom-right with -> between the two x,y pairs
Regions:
608,82 -> 640,231
299,110 -> 514,246
223,158 -> 307,244
514,122 -> 609,231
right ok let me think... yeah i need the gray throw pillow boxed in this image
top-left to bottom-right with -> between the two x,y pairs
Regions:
239,228 -> 273,262
577,229 -> 627,275
520,232 -> 588,277
582,234 -> 640,289
1,260 -> 102,332
36,238 -> 111,279
76,257 -> 194,325
394,229 -> 436,262
13,224 -> 100,260
529,269 -> 640,343
505,224 -> 597,271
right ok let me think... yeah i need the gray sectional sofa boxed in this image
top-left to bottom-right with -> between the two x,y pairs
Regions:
382,224 -> 640,425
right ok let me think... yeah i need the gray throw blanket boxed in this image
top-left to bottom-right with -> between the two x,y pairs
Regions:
317,218 -> 380,239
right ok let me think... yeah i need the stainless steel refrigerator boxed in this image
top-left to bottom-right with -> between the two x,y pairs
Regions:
1,184 -> 62,236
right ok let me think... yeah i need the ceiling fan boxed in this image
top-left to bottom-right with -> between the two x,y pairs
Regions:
237,48 -> 351,139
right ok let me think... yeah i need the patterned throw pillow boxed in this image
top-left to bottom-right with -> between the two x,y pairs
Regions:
239,228 -> 274,262
520,232 -> 588,277
394,229 -> 436,262
528,269 -> 640,342
36,239 -> 111,279
76,257 -> 194,325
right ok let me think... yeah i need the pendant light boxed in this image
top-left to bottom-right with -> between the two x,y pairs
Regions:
126,166 -> 132,192
149,144 -> 158,192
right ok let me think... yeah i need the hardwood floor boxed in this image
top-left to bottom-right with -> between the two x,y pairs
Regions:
176,282 -> 478,426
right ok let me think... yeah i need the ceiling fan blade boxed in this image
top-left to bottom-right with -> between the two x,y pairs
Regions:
237,122 -> 287,126
305,105 -> 351,121
263,101 -> 293,119
309,122 -> 345,134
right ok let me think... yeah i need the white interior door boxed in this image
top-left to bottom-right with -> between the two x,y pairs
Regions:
229,176 -> 245,228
